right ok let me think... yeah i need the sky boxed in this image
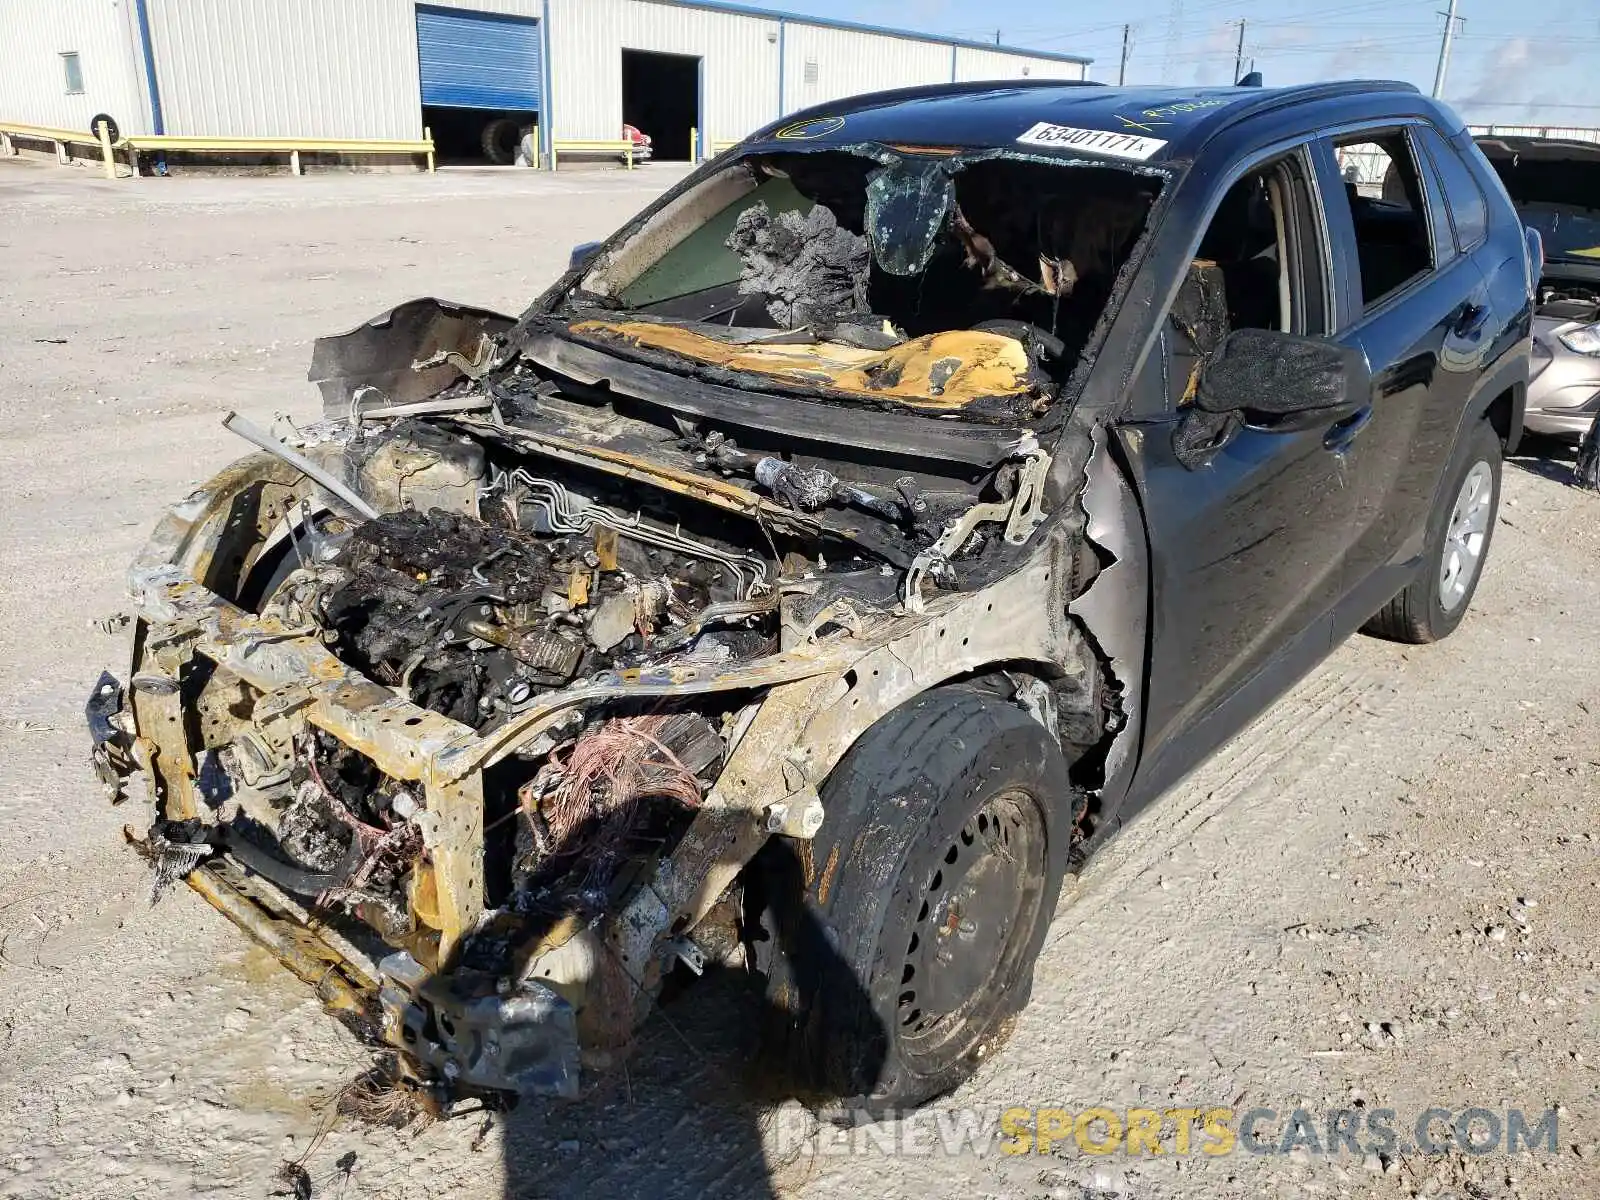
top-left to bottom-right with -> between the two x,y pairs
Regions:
740,0 -> 1600,129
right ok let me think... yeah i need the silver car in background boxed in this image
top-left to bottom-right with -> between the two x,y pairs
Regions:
1476,135 -> 1600,439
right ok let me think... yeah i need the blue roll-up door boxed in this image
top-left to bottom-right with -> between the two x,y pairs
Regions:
416,5 -> 541,111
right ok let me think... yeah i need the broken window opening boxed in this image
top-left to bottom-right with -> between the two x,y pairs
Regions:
1165,149 -> 1329,412
565,149 -> 1164,419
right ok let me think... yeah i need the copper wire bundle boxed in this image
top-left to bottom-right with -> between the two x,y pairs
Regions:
522,715 -> 704,856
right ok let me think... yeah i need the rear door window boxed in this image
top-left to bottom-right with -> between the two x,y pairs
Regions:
1330,131 -> 1436,309
1416,125 -> 1490,251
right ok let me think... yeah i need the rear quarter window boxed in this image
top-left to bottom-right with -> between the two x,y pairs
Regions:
1417,126 -> 1489,251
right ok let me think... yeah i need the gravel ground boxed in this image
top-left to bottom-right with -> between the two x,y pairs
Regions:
0,157 -> 1596,1200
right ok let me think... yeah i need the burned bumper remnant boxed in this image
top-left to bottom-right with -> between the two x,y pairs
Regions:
96,129 -> 1157,1102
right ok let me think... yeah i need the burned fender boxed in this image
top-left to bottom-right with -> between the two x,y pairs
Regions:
307,297 -> 515,415
1068,424 -> 1149,831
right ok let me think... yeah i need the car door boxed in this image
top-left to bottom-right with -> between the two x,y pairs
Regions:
1115,142 -> 1365,797
1312,125 -> 1494,630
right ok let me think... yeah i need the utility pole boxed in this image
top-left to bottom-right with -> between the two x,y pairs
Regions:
1161,0 -> 1184,83
1232,19 -> 1247,83
1432,0 -> 1462,98
1119,23 -> 1132,85
995,28 -> 1001,45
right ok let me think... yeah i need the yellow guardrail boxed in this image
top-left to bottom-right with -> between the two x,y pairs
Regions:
551,138 -> 635,170
687,131 -> 742,163
0,119 -> 120,177
123,131 -> 436,174
2,119 -> 435,177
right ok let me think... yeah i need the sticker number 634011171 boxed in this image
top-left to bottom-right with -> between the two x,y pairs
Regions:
1015,122 -> 1168,160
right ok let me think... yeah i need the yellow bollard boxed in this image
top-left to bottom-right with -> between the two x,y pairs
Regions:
689,127 -> 698,163
424,125 -> 435,173
626,142 -> 633,170
98,119 -> 116,178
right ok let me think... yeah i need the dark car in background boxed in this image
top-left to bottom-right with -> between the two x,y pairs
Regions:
96,79 -> 1530,1113
1476,135 -> 1600,440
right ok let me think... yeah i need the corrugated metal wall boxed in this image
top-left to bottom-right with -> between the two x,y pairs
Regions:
144,0 -> 423,139
5,0 -> 1091,149
0,0 -> 149,134
547,0 -> 779,144
546,2 -> 1087,146
953,46 -> 1086,83
779,23 -> 948,115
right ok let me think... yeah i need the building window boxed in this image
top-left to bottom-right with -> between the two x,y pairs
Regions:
61,52 -> 84,94
803,58 -> 818,86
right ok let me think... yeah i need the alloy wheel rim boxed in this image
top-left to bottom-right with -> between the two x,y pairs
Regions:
1438,461 -> 1492,612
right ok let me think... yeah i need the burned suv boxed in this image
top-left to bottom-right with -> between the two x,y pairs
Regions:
92,80 -> 1530,1110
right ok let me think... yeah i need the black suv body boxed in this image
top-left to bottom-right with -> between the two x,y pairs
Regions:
1058,81 -> 1533,806
97,80 -> 1531,1111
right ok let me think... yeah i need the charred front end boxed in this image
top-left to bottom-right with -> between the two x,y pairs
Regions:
94,135 -> 1162,1101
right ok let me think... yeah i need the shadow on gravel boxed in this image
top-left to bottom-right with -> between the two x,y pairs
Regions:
1507,432 -> 1581,486
489,838 -> 884,1200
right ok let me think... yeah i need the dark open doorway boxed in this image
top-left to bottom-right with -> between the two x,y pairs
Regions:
622,49 -> 700,161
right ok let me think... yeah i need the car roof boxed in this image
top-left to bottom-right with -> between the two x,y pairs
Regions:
746,80 -> 1423,164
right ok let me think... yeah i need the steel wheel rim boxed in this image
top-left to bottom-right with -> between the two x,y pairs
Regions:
1438,461 -> 1492,612
895,788 -> 1046,1062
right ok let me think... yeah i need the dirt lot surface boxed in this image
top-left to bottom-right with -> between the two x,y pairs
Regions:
1,159 -> 1596,1200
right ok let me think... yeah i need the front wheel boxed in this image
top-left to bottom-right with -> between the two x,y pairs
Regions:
751,685 -> 1073,1112
1363,418 -> 1501,644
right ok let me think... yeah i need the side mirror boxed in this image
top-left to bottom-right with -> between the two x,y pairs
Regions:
568,241 -> 603,272
1195,329 -> 1366,421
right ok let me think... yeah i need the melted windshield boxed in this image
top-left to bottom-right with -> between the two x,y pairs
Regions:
562,149 -> 1164,420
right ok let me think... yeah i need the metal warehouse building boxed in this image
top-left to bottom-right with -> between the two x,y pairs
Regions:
0,0 -> 1089,166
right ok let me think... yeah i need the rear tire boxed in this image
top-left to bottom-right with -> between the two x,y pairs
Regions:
751,685 -> 1074,1113
1363,418 -> 1501,644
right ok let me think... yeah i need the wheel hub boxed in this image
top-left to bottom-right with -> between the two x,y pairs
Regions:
1439,460 -> 1492,612
897,789 -> 1045,1047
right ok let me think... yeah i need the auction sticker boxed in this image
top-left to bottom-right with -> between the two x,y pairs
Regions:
1015,122 -> 1167,160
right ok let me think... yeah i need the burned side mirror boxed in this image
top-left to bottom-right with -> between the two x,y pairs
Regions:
569,241 -> 603,272
1172,329 -> 1367,470
1194,329 -> 1365,421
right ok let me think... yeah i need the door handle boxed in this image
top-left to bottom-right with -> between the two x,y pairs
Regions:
1452,302 -> 1489,339
1324,405 -> 1373,453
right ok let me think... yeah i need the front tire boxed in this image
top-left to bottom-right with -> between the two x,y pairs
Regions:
1363,418 -> 1501,644
752,685 -> 1073,1112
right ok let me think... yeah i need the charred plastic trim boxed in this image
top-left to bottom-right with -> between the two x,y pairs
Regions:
523,331 -> 1023,472
309,298 -> 515,415
86,670 -> 136,801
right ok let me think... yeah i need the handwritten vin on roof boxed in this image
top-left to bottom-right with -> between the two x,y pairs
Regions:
1015,122 -> 1166,161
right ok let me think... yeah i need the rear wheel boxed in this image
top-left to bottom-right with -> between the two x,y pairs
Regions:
752,685 -> 1073,1112
1363,418 -> 1501,644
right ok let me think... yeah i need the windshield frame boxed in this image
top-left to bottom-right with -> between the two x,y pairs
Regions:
514,141 -> 1175,433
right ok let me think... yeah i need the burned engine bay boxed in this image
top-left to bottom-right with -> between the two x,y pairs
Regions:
105,141 -> 1159,1101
